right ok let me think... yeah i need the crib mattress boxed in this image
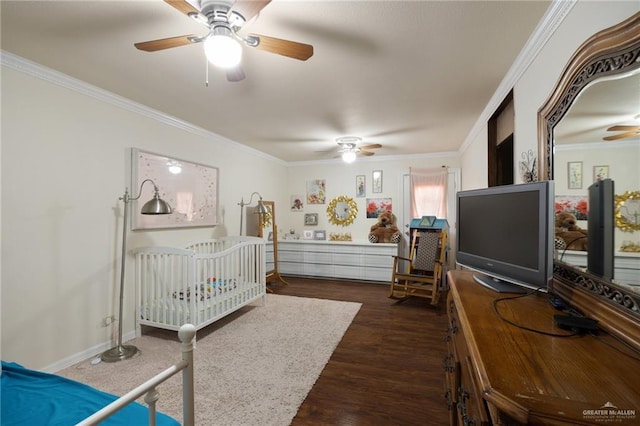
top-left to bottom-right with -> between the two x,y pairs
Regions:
140,280 -> 263,327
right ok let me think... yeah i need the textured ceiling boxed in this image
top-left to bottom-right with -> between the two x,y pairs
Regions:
1,0 -> 553,163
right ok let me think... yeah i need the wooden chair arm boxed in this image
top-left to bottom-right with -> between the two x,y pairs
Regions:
392,255 -> 412,262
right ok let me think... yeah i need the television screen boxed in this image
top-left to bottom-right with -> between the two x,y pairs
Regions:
456,181 -> 554,293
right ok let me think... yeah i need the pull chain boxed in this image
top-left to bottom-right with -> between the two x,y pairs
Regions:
205,57 -> 209,87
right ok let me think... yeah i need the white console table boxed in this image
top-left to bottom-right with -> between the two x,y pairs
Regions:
276,240 -> 398,283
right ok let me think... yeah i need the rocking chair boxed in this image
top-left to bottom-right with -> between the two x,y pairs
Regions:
389,229 -> 448,305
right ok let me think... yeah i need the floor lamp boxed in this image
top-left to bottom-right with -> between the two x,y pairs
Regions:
238,191 -> 269,235
101,179 -> 172,363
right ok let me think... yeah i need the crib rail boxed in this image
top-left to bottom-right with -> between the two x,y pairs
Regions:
136,237 -> 266,332
77,324 -> 196,426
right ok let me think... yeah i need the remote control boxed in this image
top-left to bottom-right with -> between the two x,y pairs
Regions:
553,315 -> 599,332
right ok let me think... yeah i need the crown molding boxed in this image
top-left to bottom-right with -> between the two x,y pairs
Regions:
458,0 -> 577,156
0,50 -> 287,166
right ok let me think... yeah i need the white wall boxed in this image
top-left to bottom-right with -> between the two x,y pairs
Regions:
282,155 -> 459,243
1,65 -> 287,370
462,1 -> 639,190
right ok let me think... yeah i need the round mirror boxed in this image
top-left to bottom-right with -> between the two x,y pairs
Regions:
327,196 -> 358,226
615,190 -> 640,232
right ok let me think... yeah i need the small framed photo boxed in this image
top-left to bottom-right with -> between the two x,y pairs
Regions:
267,231 -> 273,241
356,175 -> 366,197
303,230 -> 314,240
313,230 -> 327,240
372,170 -> 383,193
290,195 -> 304,212
567,161 -> 582,189
593,165 -> 609,182
304,213 -> 318,226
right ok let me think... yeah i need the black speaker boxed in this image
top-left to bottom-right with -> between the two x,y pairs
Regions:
587,178 -> 614,280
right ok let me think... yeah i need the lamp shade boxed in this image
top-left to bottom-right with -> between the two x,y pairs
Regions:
254,200 -> 269,215
141,193 -> 172,215
204,26 -> 242,68
342,151 -> 357,163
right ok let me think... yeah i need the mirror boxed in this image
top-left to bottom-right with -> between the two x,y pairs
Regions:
538,12 -> 640,315
257,201 -> 287,287
616,190 -> 640,234
326,196 -> 358,226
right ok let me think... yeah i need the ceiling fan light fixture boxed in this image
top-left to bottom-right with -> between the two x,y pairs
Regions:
342,150 -> 357,163
204,26 -> 242,68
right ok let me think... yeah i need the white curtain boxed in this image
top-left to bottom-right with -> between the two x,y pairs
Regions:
410,167 -> 448,219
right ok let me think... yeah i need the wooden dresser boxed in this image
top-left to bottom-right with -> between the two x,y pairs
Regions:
445,269 -> 640,425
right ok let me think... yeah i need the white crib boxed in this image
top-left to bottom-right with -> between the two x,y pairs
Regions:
135,237 -> 266,332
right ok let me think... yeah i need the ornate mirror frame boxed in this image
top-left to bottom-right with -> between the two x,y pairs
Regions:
537,13 -> 640,343
326,195 -> 358,226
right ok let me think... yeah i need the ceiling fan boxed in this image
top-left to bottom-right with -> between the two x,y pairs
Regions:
603,125 -> 640,141
134,0 -> 314,82
336,137 -> 382,163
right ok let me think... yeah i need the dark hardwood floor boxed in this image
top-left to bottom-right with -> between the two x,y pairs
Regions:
268,276 -> 451,426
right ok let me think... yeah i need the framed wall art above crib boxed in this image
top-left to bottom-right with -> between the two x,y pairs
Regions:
131,149 -> 219,230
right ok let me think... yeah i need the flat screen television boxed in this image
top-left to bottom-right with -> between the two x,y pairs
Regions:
456,181 -> 554,293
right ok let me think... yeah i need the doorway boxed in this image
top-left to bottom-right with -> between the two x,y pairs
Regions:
488,91 -> 514,186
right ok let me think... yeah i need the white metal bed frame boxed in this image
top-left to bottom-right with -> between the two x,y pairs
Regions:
77,323 -> 196,426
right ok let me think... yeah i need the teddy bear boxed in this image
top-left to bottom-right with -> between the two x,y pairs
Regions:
555,211 -> 588,251
368,211 -> 402,243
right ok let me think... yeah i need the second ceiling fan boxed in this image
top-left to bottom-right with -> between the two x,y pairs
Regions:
134,0 -> 314,82
337,137 -> 382,163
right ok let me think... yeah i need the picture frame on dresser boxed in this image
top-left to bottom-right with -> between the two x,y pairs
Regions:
313,230 -> 326,240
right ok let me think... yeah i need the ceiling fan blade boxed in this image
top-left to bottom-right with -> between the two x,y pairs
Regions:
360,143 -> 382,150
164,0 -> 200,16
247,34 -> 313,61
135,35 -> 199,52
226,66 -> 246,82
603,130 -> 640,141
607,125 -> 640,131
359,150 -> 375,156
231,0 -> 271,22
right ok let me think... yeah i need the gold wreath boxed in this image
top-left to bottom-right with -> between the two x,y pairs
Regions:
260,209 -> 272,229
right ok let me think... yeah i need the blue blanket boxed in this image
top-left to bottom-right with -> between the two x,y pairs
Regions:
1,361 -> 180,426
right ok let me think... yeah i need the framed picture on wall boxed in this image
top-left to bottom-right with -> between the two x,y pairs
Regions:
366,197 -> 392,218
306,179 -> 326,204
290,195 -> 304,211
356,175 -> 366,197
304,213 -> 318,226
593,165 -> 609,182
131,149 -> 218,230
372,170 -> 383,193
567,161 -> 583,189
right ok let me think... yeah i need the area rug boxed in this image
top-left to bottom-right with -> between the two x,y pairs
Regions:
59,294 -> 361,425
